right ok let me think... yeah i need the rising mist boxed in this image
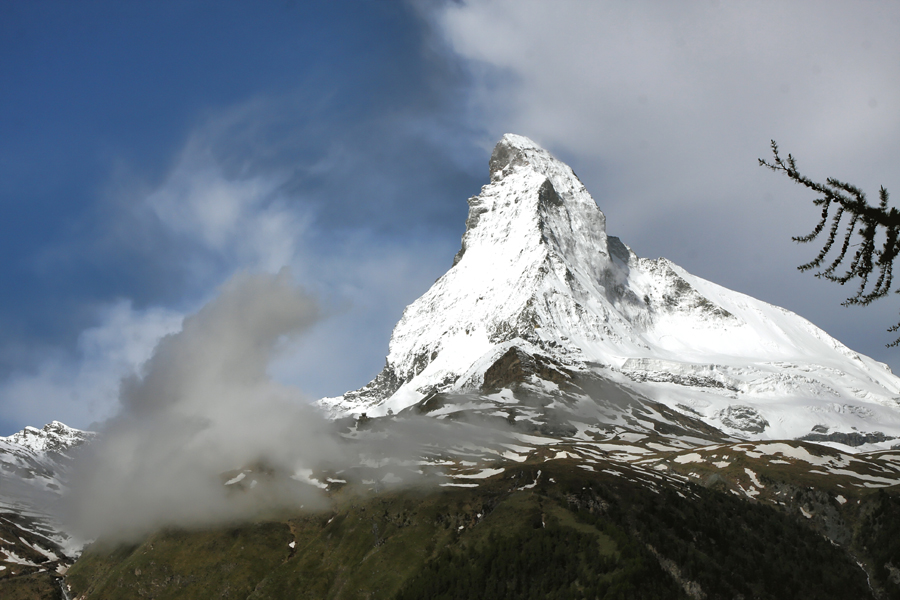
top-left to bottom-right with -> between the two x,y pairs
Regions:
64,270 -> 346,541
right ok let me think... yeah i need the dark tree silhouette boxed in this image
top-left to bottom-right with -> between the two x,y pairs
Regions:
759,140 -> 900,346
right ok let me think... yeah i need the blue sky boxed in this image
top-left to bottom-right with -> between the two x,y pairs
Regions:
3,1 -> 900,434
0,1 -> 475,343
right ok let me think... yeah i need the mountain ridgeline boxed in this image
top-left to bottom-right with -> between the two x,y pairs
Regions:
3,135 -> 900,599
323,134 -> 900,450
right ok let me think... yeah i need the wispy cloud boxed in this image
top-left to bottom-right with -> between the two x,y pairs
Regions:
145,133 -> 305,276
0,301 -> 182,429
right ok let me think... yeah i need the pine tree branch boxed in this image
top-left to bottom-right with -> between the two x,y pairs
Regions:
760,140 -> 900,345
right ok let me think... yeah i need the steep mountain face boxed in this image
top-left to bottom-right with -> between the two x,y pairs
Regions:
322,134 -> 900,449
0,421 -> 94,585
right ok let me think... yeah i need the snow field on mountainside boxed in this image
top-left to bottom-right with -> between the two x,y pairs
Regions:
322,134 -> 900,448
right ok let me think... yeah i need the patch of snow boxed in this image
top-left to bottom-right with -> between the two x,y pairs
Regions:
739,484 -> 759,498
455,468 -> 505,479
17,536 -> 59,562
2,549 -> 41,567
500,451 -> 527,463
814,468 -> 899,487
291,468 -> 328,489
224,472 -> 246,486
674,453 -> 704,464
744,468 -> 764,488
593,443 -> 654,457
512,433 -> 555,445
519,470 -> 541,490
487,389 -> 518,404
646,442 -> 678,452
501,443 -> 534,454
737,443 -> 832,466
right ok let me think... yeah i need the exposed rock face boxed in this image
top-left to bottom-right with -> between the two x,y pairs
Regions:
800,430 -> 896,447
718,405 -> 770,434
320,134 -> 900,449
481,347 -> 573,393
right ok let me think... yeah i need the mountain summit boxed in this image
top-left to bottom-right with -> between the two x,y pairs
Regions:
322,134 -> 900,447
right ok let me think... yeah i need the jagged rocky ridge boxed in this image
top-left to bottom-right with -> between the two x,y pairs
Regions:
322,134 -> 900,450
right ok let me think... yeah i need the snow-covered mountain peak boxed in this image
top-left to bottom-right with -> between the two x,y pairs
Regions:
3,420 -> 93,454
490,133 -> 576,181
0,421 -> 96,565
335,135 -> 624,410
472,133 -> 609,263
322,135 -> 900,449
326,135 -> 729,414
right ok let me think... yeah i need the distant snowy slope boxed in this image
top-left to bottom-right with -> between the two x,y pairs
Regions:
1,421 -> 94,570
0,421 -> 93,510
321,134 -> 900,449
4,421 -> 93,455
